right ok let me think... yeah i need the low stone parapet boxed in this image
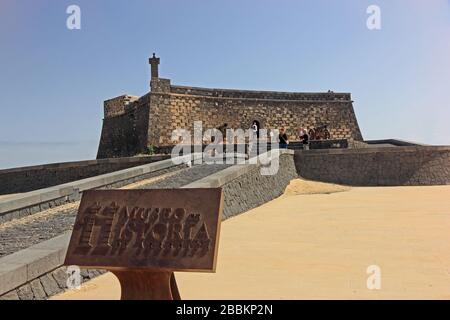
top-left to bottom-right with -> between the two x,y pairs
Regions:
295,146 -> 450,186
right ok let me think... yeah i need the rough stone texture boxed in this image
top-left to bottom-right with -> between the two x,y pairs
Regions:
150,88 -> 362,146
0,155 -> 169,195
29,279 -> 46,300
104,95 -> 139,118
309,139 -> 348,149
16,284 -> 33,300
0,163 -> 186,226
0,206 -> 76,258
0,265 -> 107,300
138,164 -> 231,189
0,290 -> 19,300
98,93 -> 151,158
151,78 -> 171,93
40,273 -> 61,297
295,146 -> 450,186
51,267 -> 69,289
348,139 -> 371,149
0,207 -> 74,257
222,154 -> 298,219
97,79 -> 363,158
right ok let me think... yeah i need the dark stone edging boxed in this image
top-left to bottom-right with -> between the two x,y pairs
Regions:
0,155 -> 170,195
0,264 -> 106,300
184,150 -> 297,219
295,146 -> 450,186
0,155 -> 199,224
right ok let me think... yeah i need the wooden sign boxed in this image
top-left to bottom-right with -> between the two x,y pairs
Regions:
64,188 -> 223,299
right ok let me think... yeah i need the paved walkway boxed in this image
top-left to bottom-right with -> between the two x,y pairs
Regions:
54,182 -> 450,299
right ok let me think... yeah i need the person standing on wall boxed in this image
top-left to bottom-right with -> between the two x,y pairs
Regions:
248,122 -> 258,158
299,128 -> 310,150
218,123 -> 228,144
279,128 -> 289,149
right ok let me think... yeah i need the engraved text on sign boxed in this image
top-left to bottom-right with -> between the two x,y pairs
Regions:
65,189 -> 223,272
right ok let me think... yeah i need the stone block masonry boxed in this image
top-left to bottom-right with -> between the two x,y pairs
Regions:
0,155 -> 169,195
148,86 -> 362,146
97,93 -> 151,159
294,146 -> 450,186
0,155 -> 198,224
184,150 -> 298,219
220,154 -> 297,219
104,95 -> 140,118
97,55 -> 363,159
0,232 -> 107,300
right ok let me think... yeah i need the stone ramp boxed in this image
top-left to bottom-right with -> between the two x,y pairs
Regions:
0,154 -> 200,224
0,150 -> 296,300
0,155 -> 170,195
294,145 -> 450,186
0,163 -> 230,259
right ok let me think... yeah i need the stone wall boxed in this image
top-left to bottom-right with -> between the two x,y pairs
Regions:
0,155 -> 169,195
0,156 -> 193,224
0,232 -> 109,301
222,154 -> 297,219
0,265 -> 106,300
97,94 -> 151,159
97,81 -> 363,158
294,146 -> 450,186
184,151 -> 298,219
104,95 -> 139,118
148,86 -> 363,146
170,85 -> 352,101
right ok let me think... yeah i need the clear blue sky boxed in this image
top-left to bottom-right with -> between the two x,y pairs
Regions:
0,0 -> 449,168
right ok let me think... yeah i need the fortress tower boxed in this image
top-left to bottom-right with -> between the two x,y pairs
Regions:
97,55 -> 363,158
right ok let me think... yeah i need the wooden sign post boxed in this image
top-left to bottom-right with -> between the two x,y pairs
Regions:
64,188 -> 223,300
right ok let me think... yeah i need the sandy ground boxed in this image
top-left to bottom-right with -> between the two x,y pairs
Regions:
53,179 -> 450,300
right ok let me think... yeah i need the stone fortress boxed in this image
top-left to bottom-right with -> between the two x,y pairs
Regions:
0,54 -> 449,300
95,54 -> 450,187
97,54 -> 363,158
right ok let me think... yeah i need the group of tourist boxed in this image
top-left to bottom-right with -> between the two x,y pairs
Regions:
212,122 -> 311,151
277,127 -> 309,150
250,121 -> 310,150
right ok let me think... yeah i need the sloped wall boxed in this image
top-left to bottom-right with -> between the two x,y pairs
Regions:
295,146 -> 450,186
97,95 -> 150,159
0,155 -> 169,195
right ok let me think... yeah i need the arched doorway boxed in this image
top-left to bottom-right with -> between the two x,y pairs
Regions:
251,120 -> 261,139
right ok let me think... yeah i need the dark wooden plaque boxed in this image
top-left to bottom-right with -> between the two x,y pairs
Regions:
65,188 -> 223,273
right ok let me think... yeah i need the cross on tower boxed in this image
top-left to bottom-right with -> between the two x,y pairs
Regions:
149,53 -> 160,79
